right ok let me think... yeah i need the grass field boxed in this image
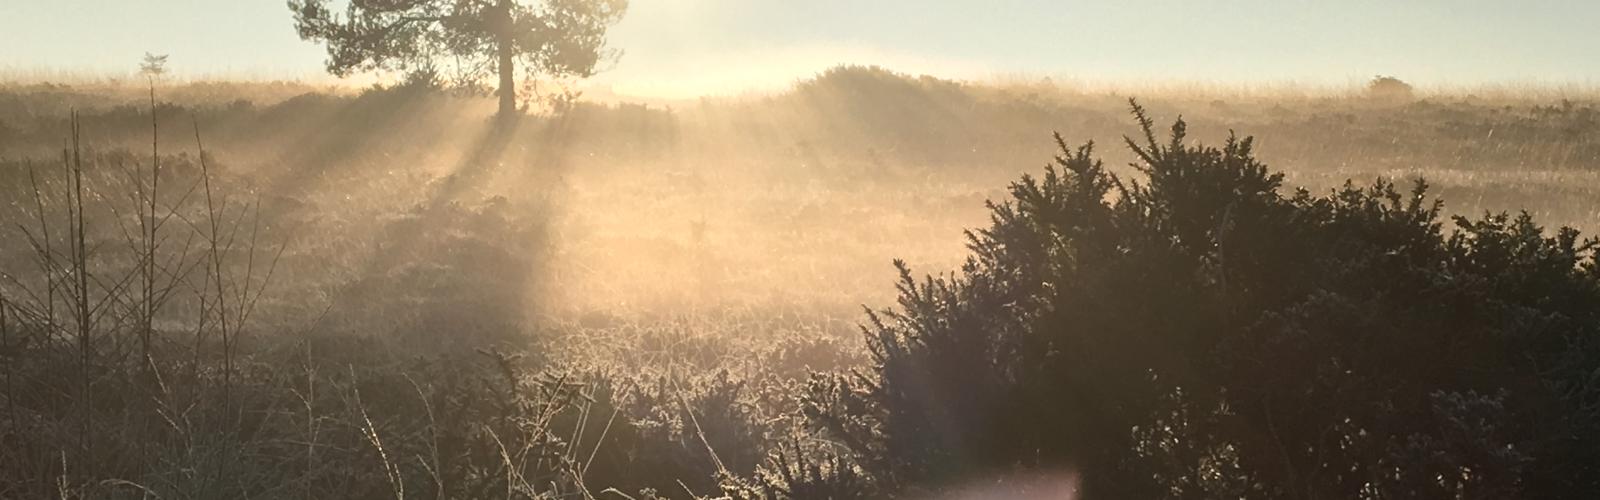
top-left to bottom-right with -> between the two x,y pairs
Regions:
1,66 -> 1597,497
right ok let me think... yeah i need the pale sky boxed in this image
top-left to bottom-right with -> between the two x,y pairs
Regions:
2,0 -> 1597,96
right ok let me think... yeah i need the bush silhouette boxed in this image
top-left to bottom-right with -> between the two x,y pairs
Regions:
805,101 -> 1600,498
1367,75 -> 1416,100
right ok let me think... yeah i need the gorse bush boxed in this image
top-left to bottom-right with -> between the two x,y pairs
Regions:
803,101 -> 1600,498
1367,75 -> 1415,100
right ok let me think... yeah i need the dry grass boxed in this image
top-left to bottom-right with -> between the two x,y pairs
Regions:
0,66 -> 1597,497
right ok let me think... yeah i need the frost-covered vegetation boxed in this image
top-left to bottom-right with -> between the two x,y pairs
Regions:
1,66 -> 1598,498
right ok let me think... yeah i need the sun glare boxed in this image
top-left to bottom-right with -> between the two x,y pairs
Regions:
2,1 -> 1599,498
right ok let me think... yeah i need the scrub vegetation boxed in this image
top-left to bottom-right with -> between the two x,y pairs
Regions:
1,66 -> 1598,498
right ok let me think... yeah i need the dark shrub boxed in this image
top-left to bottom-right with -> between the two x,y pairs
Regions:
1368,75 -> 1415,100
807,101 -> 1600,498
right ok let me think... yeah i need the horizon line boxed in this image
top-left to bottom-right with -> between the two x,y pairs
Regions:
4,62 -> 1598,102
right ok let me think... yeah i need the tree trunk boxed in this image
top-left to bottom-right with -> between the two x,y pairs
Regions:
495,0 -> 516,117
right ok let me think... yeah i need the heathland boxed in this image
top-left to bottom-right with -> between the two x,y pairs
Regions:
1,66 -> 1598,498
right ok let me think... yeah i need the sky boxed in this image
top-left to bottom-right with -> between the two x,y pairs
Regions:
2,0 -> 1597,97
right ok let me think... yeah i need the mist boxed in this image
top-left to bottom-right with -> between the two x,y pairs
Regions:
3,2 -> 1600,498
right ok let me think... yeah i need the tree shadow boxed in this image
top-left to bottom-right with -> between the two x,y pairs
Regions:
257,90 -> 451,202
361,114 -> 526,272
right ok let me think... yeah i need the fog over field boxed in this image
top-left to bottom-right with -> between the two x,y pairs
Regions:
2,1 -> 1600,499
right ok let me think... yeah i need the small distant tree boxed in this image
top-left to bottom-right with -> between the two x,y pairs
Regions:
288,0 -> 628,117
139,52 -> 169,83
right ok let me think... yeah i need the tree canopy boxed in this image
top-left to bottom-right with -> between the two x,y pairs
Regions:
289,0 -> 627,115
